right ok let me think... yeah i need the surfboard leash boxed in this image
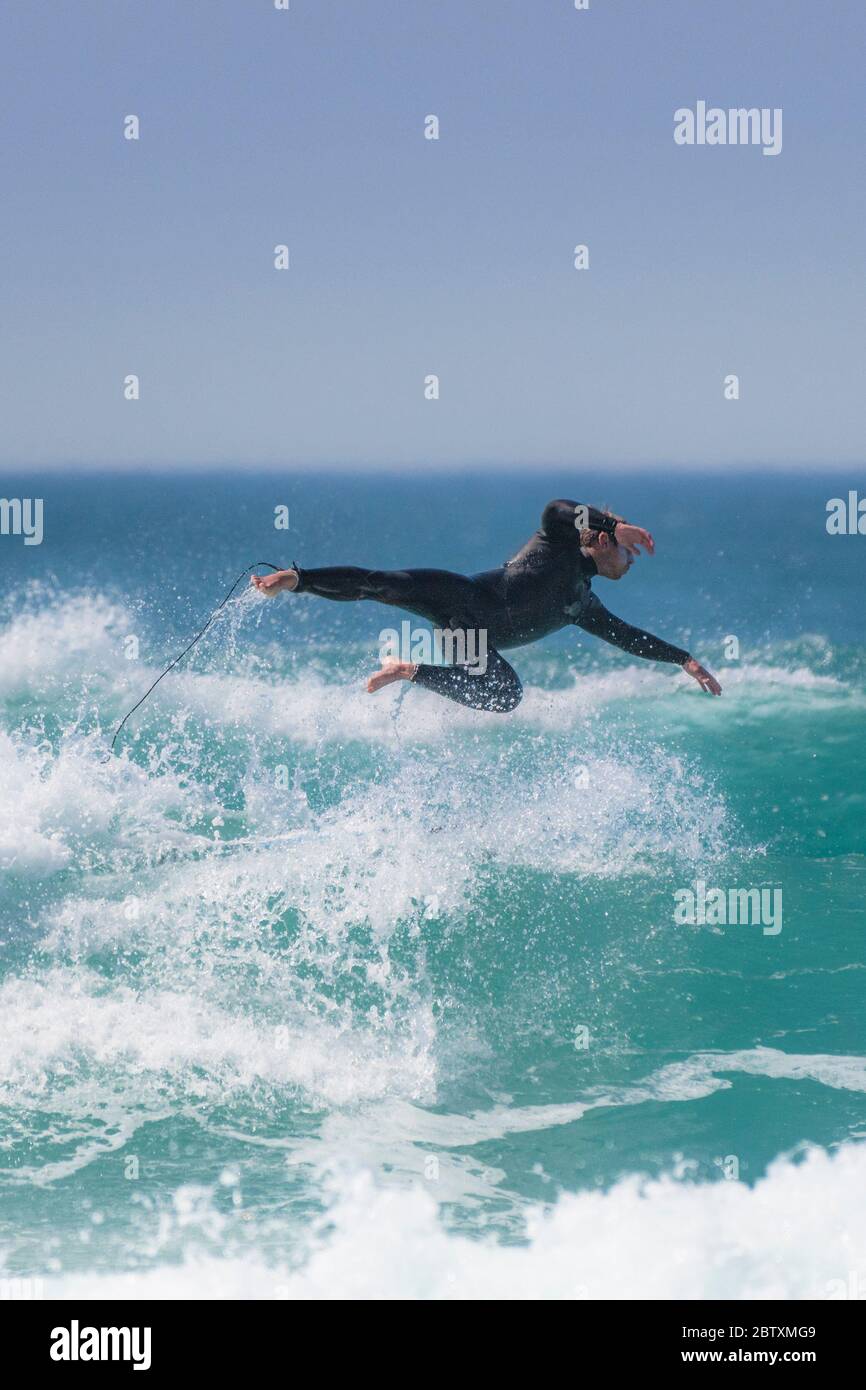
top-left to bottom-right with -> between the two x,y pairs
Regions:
106,561 -> 282,758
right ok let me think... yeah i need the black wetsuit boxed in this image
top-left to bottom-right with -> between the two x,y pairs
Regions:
294,499 -> 691,712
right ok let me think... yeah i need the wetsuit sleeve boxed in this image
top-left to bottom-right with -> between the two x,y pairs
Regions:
541,498 -> 620,542
574,592 -> 690,665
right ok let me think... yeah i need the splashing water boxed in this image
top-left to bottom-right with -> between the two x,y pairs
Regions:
1,474 -> 864,1295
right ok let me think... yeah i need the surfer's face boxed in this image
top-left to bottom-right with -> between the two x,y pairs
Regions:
592,537 -> 632,580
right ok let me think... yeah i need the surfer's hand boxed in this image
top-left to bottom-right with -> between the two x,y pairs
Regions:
683,658 -> 722,695
251,569 -> 298,596
613,522 -> 654,557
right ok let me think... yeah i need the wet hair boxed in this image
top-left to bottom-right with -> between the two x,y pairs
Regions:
579,514 -> 622,548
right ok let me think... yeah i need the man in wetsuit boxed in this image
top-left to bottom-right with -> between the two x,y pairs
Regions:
251,498 -> 722,710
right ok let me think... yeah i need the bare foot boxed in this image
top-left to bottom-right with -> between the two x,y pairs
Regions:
251,569 -> 298,596
367,658 -> 417,693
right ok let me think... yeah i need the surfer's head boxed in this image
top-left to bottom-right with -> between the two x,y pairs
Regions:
580,529 -> 633,580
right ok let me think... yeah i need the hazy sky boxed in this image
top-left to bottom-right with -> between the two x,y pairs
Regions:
1,0 -> 864,470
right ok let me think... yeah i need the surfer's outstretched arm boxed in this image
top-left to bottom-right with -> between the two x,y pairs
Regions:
575,594 -> 722,694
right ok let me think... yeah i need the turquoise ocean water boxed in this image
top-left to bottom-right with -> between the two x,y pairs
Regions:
1,471 -> 864,1299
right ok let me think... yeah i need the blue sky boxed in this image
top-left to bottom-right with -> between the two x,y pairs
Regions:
1,0 -> 864,470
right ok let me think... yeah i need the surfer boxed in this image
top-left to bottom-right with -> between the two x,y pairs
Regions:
250,498 -> 722,711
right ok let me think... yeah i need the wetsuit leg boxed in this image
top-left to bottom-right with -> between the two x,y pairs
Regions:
295,566 -> 485,628
294,565 -> 523,712
411,649 -> 523,713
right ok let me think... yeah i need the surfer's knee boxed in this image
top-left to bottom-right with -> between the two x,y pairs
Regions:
493,677 -> 523,712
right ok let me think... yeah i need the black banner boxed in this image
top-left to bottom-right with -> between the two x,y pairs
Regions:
1,1299 -> 860,1373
